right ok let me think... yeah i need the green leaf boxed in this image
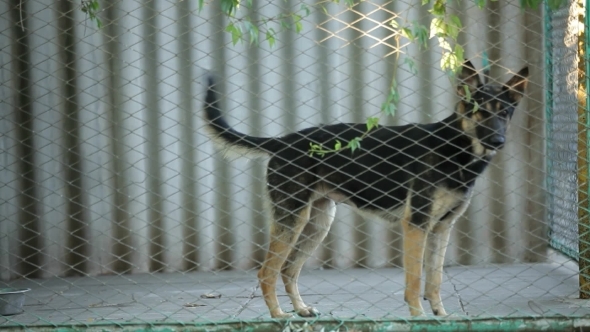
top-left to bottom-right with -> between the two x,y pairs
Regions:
280,19 -> 291,30
453,44 -> 464,71
422,0 -> 431,5
437,37 -> 452,51
473,101 -> 479,113
412,23 -> 429,49
95,18 -> 102,28
547,0 -> 564,10
366,117 -> 380,131
198,0 -> 205,12
295,21 -> 303,33
401,27 -> 414,41
389,102 -> 397,115
441,51 -> 460,72
91,0 -> 99,11
334,140 -> 342,151
381,102 -> 397,116
225,22 -> 234,33
220,0 -> 239,15
292,14 -> 303,33
429,18 -> 447,38
447,15 -> 462,40
431,0 -> 446,16
389,85 -> 399,103
404,57 -> 418,75
309,142 -> 324,157
390,19 -> 399,28
300,4 -> 311,16
247,22 -> 259,45
474,0 -> 486,9
463,84 -> 471,102
390,78 -> 398,90
344,0 -> 356,7
347,137 -> 362,153
225,23 -> 242,45
520,0 -> 542,8
232,29 -> 242,45
266,29 -> 276,48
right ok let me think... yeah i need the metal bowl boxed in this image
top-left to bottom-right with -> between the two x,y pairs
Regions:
0,288 -> 31,316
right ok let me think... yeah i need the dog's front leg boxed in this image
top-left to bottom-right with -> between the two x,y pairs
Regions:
424,199 -> 470,317
424,219 -> 453,316
402,217 -> 428,317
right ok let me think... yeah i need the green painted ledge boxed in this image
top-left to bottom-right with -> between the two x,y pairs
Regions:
2,317 -> 590,332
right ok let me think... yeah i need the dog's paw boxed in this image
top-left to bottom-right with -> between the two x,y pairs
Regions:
432,308 -> 447,317
271,312 -> 295,319
296,306 -> 321,317
408,307 -> 426,318
408,313 -> 427,319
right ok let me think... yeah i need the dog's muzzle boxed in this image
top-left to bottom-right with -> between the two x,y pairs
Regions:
483,134 -> 505,149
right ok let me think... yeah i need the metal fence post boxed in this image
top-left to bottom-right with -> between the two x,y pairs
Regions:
580,0 -> 590,299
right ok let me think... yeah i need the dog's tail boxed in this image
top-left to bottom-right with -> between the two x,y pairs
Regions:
204,75 -> 284,158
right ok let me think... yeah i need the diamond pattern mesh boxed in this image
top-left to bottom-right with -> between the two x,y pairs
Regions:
0,0 -> 588,328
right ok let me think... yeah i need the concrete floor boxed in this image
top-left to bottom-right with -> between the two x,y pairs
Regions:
1,255 -> 589,327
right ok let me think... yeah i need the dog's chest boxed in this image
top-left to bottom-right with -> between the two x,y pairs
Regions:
429,186 -> 470,220
363,186 -> 469,224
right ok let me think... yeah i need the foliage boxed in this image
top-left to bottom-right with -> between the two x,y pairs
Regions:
201,0 -> 310,47
81,0 -> 101,28
79,0 -> 566,156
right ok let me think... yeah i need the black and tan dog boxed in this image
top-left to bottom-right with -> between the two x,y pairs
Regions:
203,60 -> 528,318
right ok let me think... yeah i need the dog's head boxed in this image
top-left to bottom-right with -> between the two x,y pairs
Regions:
456,60 -> 528,153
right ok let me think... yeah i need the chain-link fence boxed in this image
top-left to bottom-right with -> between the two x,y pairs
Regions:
546,0 -> 582,263
0,0 -> 588,330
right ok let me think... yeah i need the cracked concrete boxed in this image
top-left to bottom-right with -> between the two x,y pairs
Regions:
232,285 -> 259,319
447,269 -> 468,315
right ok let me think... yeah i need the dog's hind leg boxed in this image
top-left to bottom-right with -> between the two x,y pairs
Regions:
258,204 -> 311,319
281,198 -> 336,317
402,217 -> 428,317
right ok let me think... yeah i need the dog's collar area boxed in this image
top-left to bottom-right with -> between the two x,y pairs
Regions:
467,152 -> 494,165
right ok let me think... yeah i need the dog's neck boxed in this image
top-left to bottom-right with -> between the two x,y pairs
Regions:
436,114 -> 494,186
441,113 -> 497,159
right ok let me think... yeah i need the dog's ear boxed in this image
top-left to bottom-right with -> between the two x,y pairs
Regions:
503,67 -> 529,103
457,60 -> 481,98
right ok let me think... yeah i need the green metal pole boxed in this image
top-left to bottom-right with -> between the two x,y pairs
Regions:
544,0 -> 555,253
579,0 -> 590,299
587,0 -> 590,223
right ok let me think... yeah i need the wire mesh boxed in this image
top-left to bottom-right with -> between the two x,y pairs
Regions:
0,0 -> 588,329
546,0 -> 582,262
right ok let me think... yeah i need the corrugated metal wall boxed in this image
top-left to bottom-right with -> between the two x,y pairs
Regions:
0,0 -> 546,281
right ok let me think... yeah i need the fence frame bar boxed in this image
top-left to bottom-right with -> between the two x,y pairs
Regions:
579,0 -> 590,299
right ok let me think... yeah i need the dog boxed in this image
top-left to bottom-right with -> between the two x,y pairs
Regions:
203,60 -> 528,318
